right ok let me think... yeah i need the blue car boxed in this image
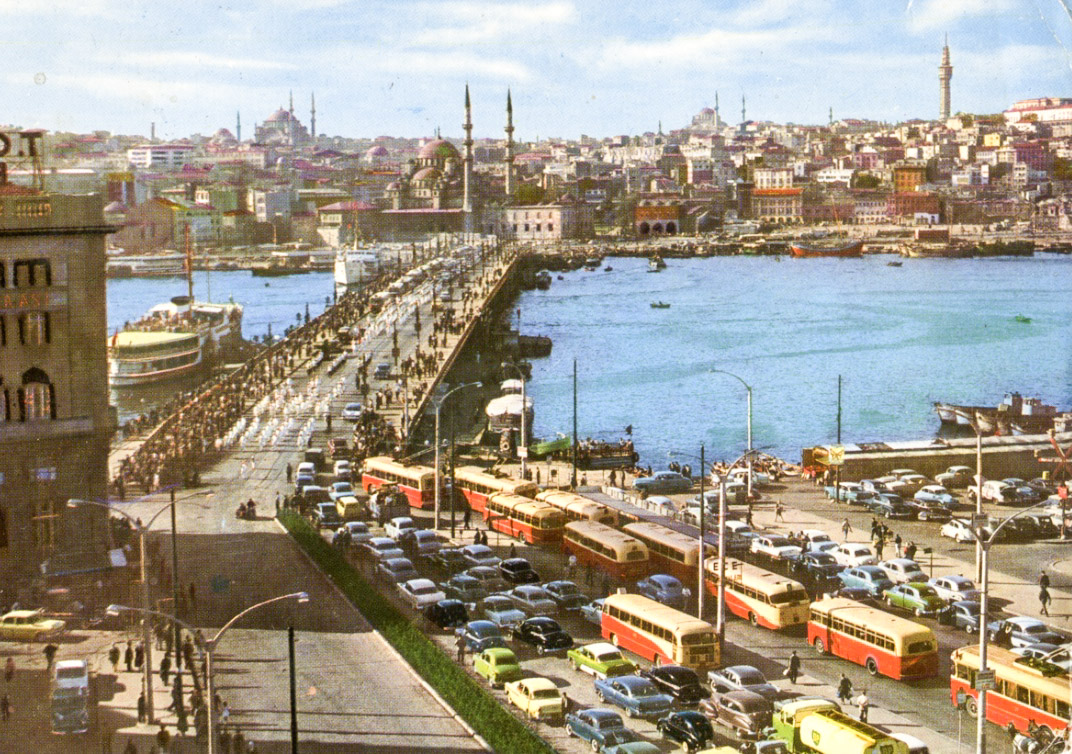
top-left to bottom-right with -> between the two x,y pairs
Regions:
564,708 -> 635,749
594,675 -> 675,719
581,599 -> 605,626
480,595 -> 526,631
635,574 -> 689,610
837,566 -> 894,597
455,620 -> 508,652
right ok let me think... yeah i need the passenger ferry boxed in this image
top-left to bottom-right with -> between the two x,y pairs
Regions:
106,253 -> 187,278
334,246 -> 385,296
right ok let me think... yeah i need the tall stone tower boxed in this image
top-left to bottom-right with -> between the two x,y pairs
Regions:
236,111 -> 241,142
310,93 -> 316,140
939,36 -> 953,121
288,90 -> 296,145
504,89 -> 515,199
463,84 -> 474,215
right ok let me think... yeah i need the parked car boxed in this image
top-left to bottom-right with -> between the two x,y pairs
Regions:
376,557 -> 418,584
565,708 -> 639,750
513,616 -> 573,655
867,493 -> 915,520
329,481 -> 355,502
594,675 -> 675,719
473,647 -> 523,687
1003,478 -> 1042,505
428,547 -> 469,577
333,459 -> 353,481
635,574 -> 690,610
832,543 -> 876,567
335,495 -> 364,522
935,465 -> 974,488
801,530 -> 834,548
505,677 -> 566,723
707,665 -> 780,702
914,484 -> 957,508
878,558 -> 926,585
750,535 -> 802,561
439,574 -> 487,607
399,529 -> 442,561
639,665 -> 707,707
456,619 -> 508,652
823,482 -> 876,505
398,578 -> 445,610
505,585 -> 558,617
1026,477 -> 1056,497
499,558 -> 541,585
568,641 -> 637,679
946,600 -> 983,634
970,480 -> 1019,506
700,688 -> 773,738
314,502 -> 343,529
656,710 -> 715,752
940,519 -> 976,543
341,402 -> 364,421
889,474 -> 931,496
465,566 -> 509,595
837,566 -> 894,597
373,362 -> 392,380
385,516 -> 418,540
460,544 -> 501,568
928,575 -> 981,604
883,583 -> 945,617
860,479 -> 892,495
830,586 -> 880,607
581,598 -> 605,626
543,580 -> 589,611
987,617 -> 1068,648
480,595 -> 526,631
790,552 -> 844,584
908,499 -> 952,522
633,470 -> 693,495
425,599 -> 468,630
364,536 -> 404,563
53,659 -> 89,695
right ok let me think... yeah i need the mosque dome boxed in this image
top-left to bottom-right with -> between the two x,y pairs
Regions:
417,139 -> 460,161
412,166 -> 441,183
265,108 -> 293,123
366,145 -> 389,158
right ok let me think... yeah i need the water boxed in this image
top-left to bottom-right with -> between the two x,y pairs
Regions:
518,254 -> 1072,465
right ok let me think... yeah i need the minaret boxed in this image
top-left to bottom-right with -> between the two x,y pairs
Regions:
504,89 -> 515,199
236,111 -> 241,142
714,91 -> 720,126
829,106 -> 833,126
463,84 -> 474,215
310,93 -> 316,140
939,35 -> 953,121
288,90 -> 295,144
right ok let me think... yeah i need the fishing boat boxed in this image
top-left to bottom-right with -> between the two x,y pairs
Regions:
788,239 -> 864,258
650,301 -> 670,309
648,254 -> 667,271
887,260 -> 903,267
1014,315 -> 1032,324
934,393 -> 1063,435
584,256 -> 601,270
534,270 -> 552,290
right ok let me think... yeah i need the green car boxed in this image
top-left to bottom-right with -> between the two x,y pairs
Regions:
473,647 -> 523,688
883,582 -> 945,617
567,641 -> 638,679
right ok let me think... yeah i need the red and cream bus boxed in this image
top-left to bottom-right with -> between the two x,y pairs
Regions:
601,593 -> 719,671
621,521 -> 700,584
536,490 -> 617,525
452,466 -> 539,513
360,457 -> 436,508
485,493 -> 566,545
562,521 -> 649,582
703,557 -> 811,630
808,597 -> 939,680
951,645 -> 1070,737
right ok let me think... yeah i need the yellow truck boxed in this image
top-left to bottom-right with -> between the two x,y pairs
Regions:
775,705 -> 908,754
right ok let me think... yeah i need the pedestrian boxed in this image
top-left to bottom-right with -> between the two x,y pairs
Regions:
775,501 -> 785,522
1040,571 -> 1051,590
137,691 -> 146,723
220,700 -> 231,727
0,693 -> 10,721
134,642 -> 144,670
455,633 -> 466,663
463,507 -> 471,530
609,469 -> 616,487
109,644 -> 121,674
746,505 -> 754,527
125,642 -> 133,672
870,517 -> 879,540
874,537 -> 884,560
285,463 -> 293,484
842,518 -> 853,540
233,727 -> 245,753
894,533 -> 903,557
156,723 -> 170,752
535,467 -> 541,485
176,707 -> 189,739
837,674 -> 853,704
787,650 -> 801,684
509,542 -> 517,558
580,474 -> 587,486
567,554 -> 578,580
43,642 -> 58,670
160,653 -> 171,687
904,541 -> 917,561
1040,584 -> 1052,616
3,657 -> 12,682
856,691 -> 870,722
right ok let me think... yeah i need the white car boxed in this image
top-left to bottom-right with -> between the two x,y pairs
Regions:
808,540 -> 840,555
878,558 -> 926,585
341,402 -> 364,421
832,542 -> 876,567
297,461 -> 316,476
749,535 -> 801,560
53,660 -> 89,695
343,521 -> 371,545
385,516 -> 418,540
729,467 -> 772,489
333,460 -> 352,480
927,575 -> 981,604
398,578 -> 446,610
941,519 -> 975,543
802,529 -> 833,546
724,520 -> 756,540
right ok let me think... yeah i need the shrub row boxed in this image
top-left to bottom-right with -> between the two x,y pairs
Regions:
278,511 -> 554,754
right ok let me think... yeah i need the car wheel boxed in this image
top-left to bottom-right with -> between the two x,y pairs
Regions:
653,654 -> 661,667
589,739 -> 598,751
966,697 -> 978,718
865,657 -> 879,675
814,637 -> 825,654
914,607 -> 925,617
609,633 -> 618,647
626,707 -> 636,718
965,623 -> 975,635
537,645 -> 545,656
749,612 -> 759,627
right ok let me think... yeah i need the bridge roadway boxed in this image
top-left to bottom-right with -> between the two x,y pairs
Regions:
100,241 -> 519,751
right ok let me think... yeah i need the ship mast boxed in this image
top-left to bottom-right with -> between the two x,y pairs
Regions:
184,223 -> 194,309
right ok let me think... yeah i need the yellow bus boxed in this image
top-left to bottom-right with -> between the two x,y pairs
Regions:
535,490 -> 617,525
601,593 -> 719,671
621,521 -> 700,584
484,493 -> 566,545
562,521 -> 649,582
360,456 -> 436,508
703,557 -> 810,630
808,597 -> 939,680
452,466 -> 539,513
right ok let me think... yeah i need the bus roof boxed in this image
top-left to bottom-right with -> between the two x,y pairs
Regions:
705,557 -> 808,595
952,645 -> 1070,698
623,521 -> 700,552
363,456 -> 434,474
604,593 -> 715,636
565,520 -> 644,545
811,597 -> 935,641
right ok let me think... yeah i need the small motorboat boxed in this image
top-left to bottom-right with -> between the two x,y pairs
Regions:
650,301 -> 670,309
887,261 -> 903,267
604,266 -> 613,272
1015,315 -> 1032,324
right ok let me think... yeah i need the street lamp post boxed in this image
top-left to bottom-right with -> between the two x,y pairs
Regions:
108,591 -> 309,754
434,382 -> 480,530
69,498 -> 178,726
712,370 -> 754,498
950,408 -> 985,583
669,447 -> 706,620
501,363 -> 529,479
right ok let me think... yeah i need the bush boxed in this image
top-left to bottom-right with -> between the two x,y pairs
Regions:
278,511 -> 553,753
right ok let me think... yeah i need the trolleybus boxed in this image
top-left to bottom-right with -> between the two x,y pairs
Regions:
703,557 -> 811,630
360,457 -> 436,508
536,490 -> 617,525
601,593 -> 719,671
621,521 -> 700,584
562,521 -> 649,582
484,493 -> 567,545
452,466 -> 539,513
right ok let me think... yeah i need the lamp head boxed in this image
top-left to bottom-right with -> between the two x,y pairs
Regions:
105,604 -> 123,617
296,592 -> 310,604
67,499 -> 87,509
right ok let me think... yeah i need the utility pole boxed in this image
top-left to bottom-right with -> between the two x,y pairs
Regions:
289,626 -> 298,754
571,358 -> 578,488
170,488 -> 181,670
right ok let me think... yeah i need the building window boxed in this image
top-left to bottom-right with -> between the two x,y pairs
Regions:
0,380 -> 7,422
34,497 -> 56,551
548,224 -> 554,232
19,367 -> 54,421
13,259 -> 51,287
0,262 -> 5,288
18,312 -> 50,346
536,224 -> 541,231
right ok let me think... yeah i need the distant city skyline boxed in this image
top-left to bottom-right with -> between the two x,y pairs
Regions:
6,0 -> 1072,140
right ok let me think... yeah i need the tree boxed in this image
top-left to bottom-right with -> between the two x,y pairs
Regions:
852,173 -> 881,189
516,183 -> 544,205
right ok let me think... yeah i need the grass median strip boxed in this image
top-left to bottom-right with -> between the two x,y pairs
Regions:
278,511 -> 555,754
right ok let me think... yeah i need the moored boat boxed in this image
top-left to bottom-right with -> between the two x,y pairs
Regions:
650,301 -> 670,309
534,270 -> 552,290
789,239 -> 864,258
648,254 -> 666,271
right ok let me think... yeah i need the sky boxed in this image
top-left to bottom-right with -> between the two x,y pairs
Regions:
4,0 -> 1072,141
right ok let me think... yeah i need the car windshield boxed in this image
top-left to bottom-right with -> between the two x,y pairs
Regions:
631,682 -> 660,697
596,650 -> 623,662
56,668 -> 84,679
766,537 -> 792,547
554,583 -> 579,595
735,669 -> 766,685
533,689 -> 560,699
1023,625 -> 1047,634
485,598 -> 510,610
412,585 -> 437,595
812,554 -> 837,564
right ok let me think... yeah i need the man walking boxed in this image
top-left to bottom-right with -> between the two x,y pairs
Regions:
774,501 -> 785,522
787,650 -> 801,684
842,518 -> 853,540
124,642 -> 133,673
109,644 -> 121,674
455,634 -> 466,663
837,674 -> 853,704
1040,583 -> 1052,616
856,690 -> 870,722
160,653 -> 171,687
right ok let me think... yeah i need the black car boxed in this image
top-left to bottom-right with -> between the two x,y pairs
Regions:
499,558 -> 540,585
831,586 -> 880,607
428,547 -> 469,577
944,600 -> 983,634
314,502 -> 343,529
425,599 -> 469,630
868,494 -> 916,520
656,710 -> 715,752
542,580 -> 589,611
790,552 -> 844,584
639,665 -> 708,707
512,616 -> 573,655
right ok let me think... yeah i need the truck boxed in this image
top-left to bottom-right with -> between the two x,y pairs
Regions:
770,701 -> 908,754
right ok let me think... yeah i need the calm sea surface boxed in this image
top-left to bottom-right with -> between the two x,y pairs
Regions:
106,257 -> 1072,463
517,254 -> 1072,465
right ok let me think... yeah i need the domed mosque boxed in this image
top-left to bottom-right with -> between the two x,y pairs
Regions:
386,134 -> 463,210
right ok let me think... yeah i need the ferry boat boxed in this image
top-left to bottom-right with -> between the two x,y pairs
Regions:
934,393 -> 1065,435
106,253 -> 187,278
334,247 -> 384,296
788,239 -> 864,258
648,254 -> 667,271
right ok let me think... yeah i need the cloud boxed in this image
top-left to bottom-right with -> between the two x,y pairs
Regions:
907,0 -> 1019,32
106,51 -> 298,72
407,1 -> 576,47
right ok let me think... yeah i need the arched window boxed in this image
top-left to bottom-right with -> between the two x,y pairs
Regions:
18,312 -> 50,346
19,367 -> 54,421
